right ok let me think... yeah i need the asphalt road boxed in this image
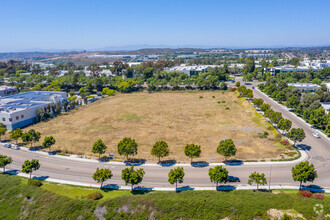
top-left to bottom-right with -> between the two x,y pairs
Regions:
0,82 -> 329,189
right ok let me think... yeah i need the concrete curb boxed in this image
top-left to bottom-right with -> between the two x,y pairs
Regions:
14,144 -> 308,167
15,172 -> 330,193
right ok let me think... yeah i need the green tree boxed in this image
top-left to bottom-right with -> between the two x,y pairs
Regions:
235,81 -> 240,87
21,133 -> 33,148
121,166 -> 145,191
151,141 -> 169,163
248,171 -> 267,190
252,98 -> 264,107
22,159 -> 40,179
0,123 -> 6,141
92,168 -> 113,188
287,128 -> 306,146
184,144 -> 201,163
292,161 -> 318,190
219,82 -> 228,90
168,166 -> 185,192
208,165 -> 229,188
92,139 -> 107,160
217,139 -> 237,161
42,136 -> 56,152
117,137 -> 138,161
269,111 -> 282,124
28,129 -> 41,148
0,154 -> 12,172
277,118 -> 292,134
10,128 -> 23,144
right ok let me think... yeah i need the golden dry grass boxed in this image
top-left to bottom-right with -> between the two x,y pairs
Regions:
25,91 -> 285,162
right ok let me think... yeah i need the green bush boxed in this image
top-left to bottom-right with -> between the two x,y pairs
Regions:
28,179 -> 43,187
199,96 -> 203,99
217,101 -> 221,103
221,100 -> 225,103
225,107 -> 230,110
87,192 -> 103,200
212,96 -> 215,98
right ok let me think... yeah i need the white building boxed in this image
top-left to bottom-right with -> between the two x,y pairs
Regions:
0,91 -> 67,130
0,86 -> 17,97
166,65 -> 218,76
287,83 -> 321,93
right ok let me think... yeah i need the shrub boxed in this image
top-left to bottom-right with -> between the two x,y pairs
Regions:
314,193 -> 324,200
221,101 -> 225,103
263,131 -> 269,137
87,192 -> 103,200
254,209 -> 263,216
217,101 -> 221,103
199,96 -> 203,99
281,140 -> 290,146
28,179 -> 43,187
212,96 -> 215,98
297,190 -> 313,198
225,107 -> 230,110
231,88 -> 236,92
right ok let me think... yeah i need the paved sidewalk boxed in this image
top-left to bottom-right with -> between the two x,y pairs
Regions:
14,171 -> 330,193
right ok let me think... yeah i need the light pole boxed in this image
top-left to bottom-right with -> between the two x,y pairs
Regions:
269,165 -> 272,191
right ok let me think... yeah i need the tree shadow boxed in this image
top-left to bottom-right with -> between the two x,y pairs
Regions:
159,160 -> 177,167
48,150 -> 61,155
216,185 -> 237,191
191,161 -> 209,168
296,144 -> 311,151
99,156 -> 111,162
131,186 -> 153,195
101,184 -> 120,191
124,159 -> 146,166
0,139 -> 11,143
223,159 -> 244,166
2,169 -> 19,175
177,186 -> 195,192
33,176 -> 49,181
301,184 -> 325,193
28,146 -> 44,151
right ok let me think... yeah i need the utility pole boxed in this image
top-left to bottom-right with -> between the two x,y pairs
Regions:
269,165 -> 272,191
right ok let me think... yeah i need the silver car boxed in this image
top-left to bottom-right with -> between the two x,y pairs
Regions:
3,143 -> 11,148
313,133 -> 320,138
11,145 -> 20,150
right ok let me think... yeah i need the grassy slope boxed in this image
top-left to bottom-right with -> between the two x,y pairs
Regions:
0,175 -> 329,219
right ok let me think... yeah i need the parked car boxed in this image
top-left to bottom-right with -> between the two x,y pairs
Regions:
228,176 -> 240,182
11,145 -> 20,150
313,133 -> 320,138
3,143 -> 11,148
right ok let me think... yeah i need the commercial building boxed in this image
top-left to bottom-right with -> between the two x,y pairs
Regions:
287,83 -> 321,93
0,86 -> 17,97
0,91 -> 67,130
166,65 -> 218,76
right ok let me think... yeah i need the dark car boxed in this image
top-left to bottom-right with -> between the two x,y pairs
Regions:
228,176 -> 240,182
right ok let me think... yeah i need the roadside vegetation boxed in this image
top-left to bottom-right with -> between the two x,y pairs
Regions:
0,174 -> 328,219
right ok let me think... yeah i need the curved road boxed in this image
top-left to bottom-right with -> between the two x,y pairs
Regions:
0,86 -> 329,190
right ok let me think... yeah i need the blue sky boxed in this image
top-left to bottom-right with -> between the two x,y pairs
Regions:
0,0 -> 329,52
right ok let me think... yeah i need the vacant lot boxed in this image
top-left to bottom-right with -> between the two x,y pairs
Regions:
26,91 -> 286,162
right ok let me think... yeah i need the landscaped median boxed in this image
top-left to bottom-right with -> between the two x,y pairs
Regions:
0,174 -> 329,219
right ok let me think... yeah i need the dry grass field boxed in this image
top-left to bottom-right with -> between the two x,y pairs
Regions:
25,91 -> 287,162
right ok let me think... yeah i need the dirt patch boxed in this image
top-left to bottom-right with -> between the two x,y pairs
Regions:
94,206 -> 107,220
267,209 -> 305,219
25,91 -> 286,162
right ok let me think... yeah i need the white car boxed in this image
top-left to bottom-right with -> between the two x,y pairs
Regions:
3,143 -> 11,148
11,145 -> 20,150
313,133 -> 320,138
